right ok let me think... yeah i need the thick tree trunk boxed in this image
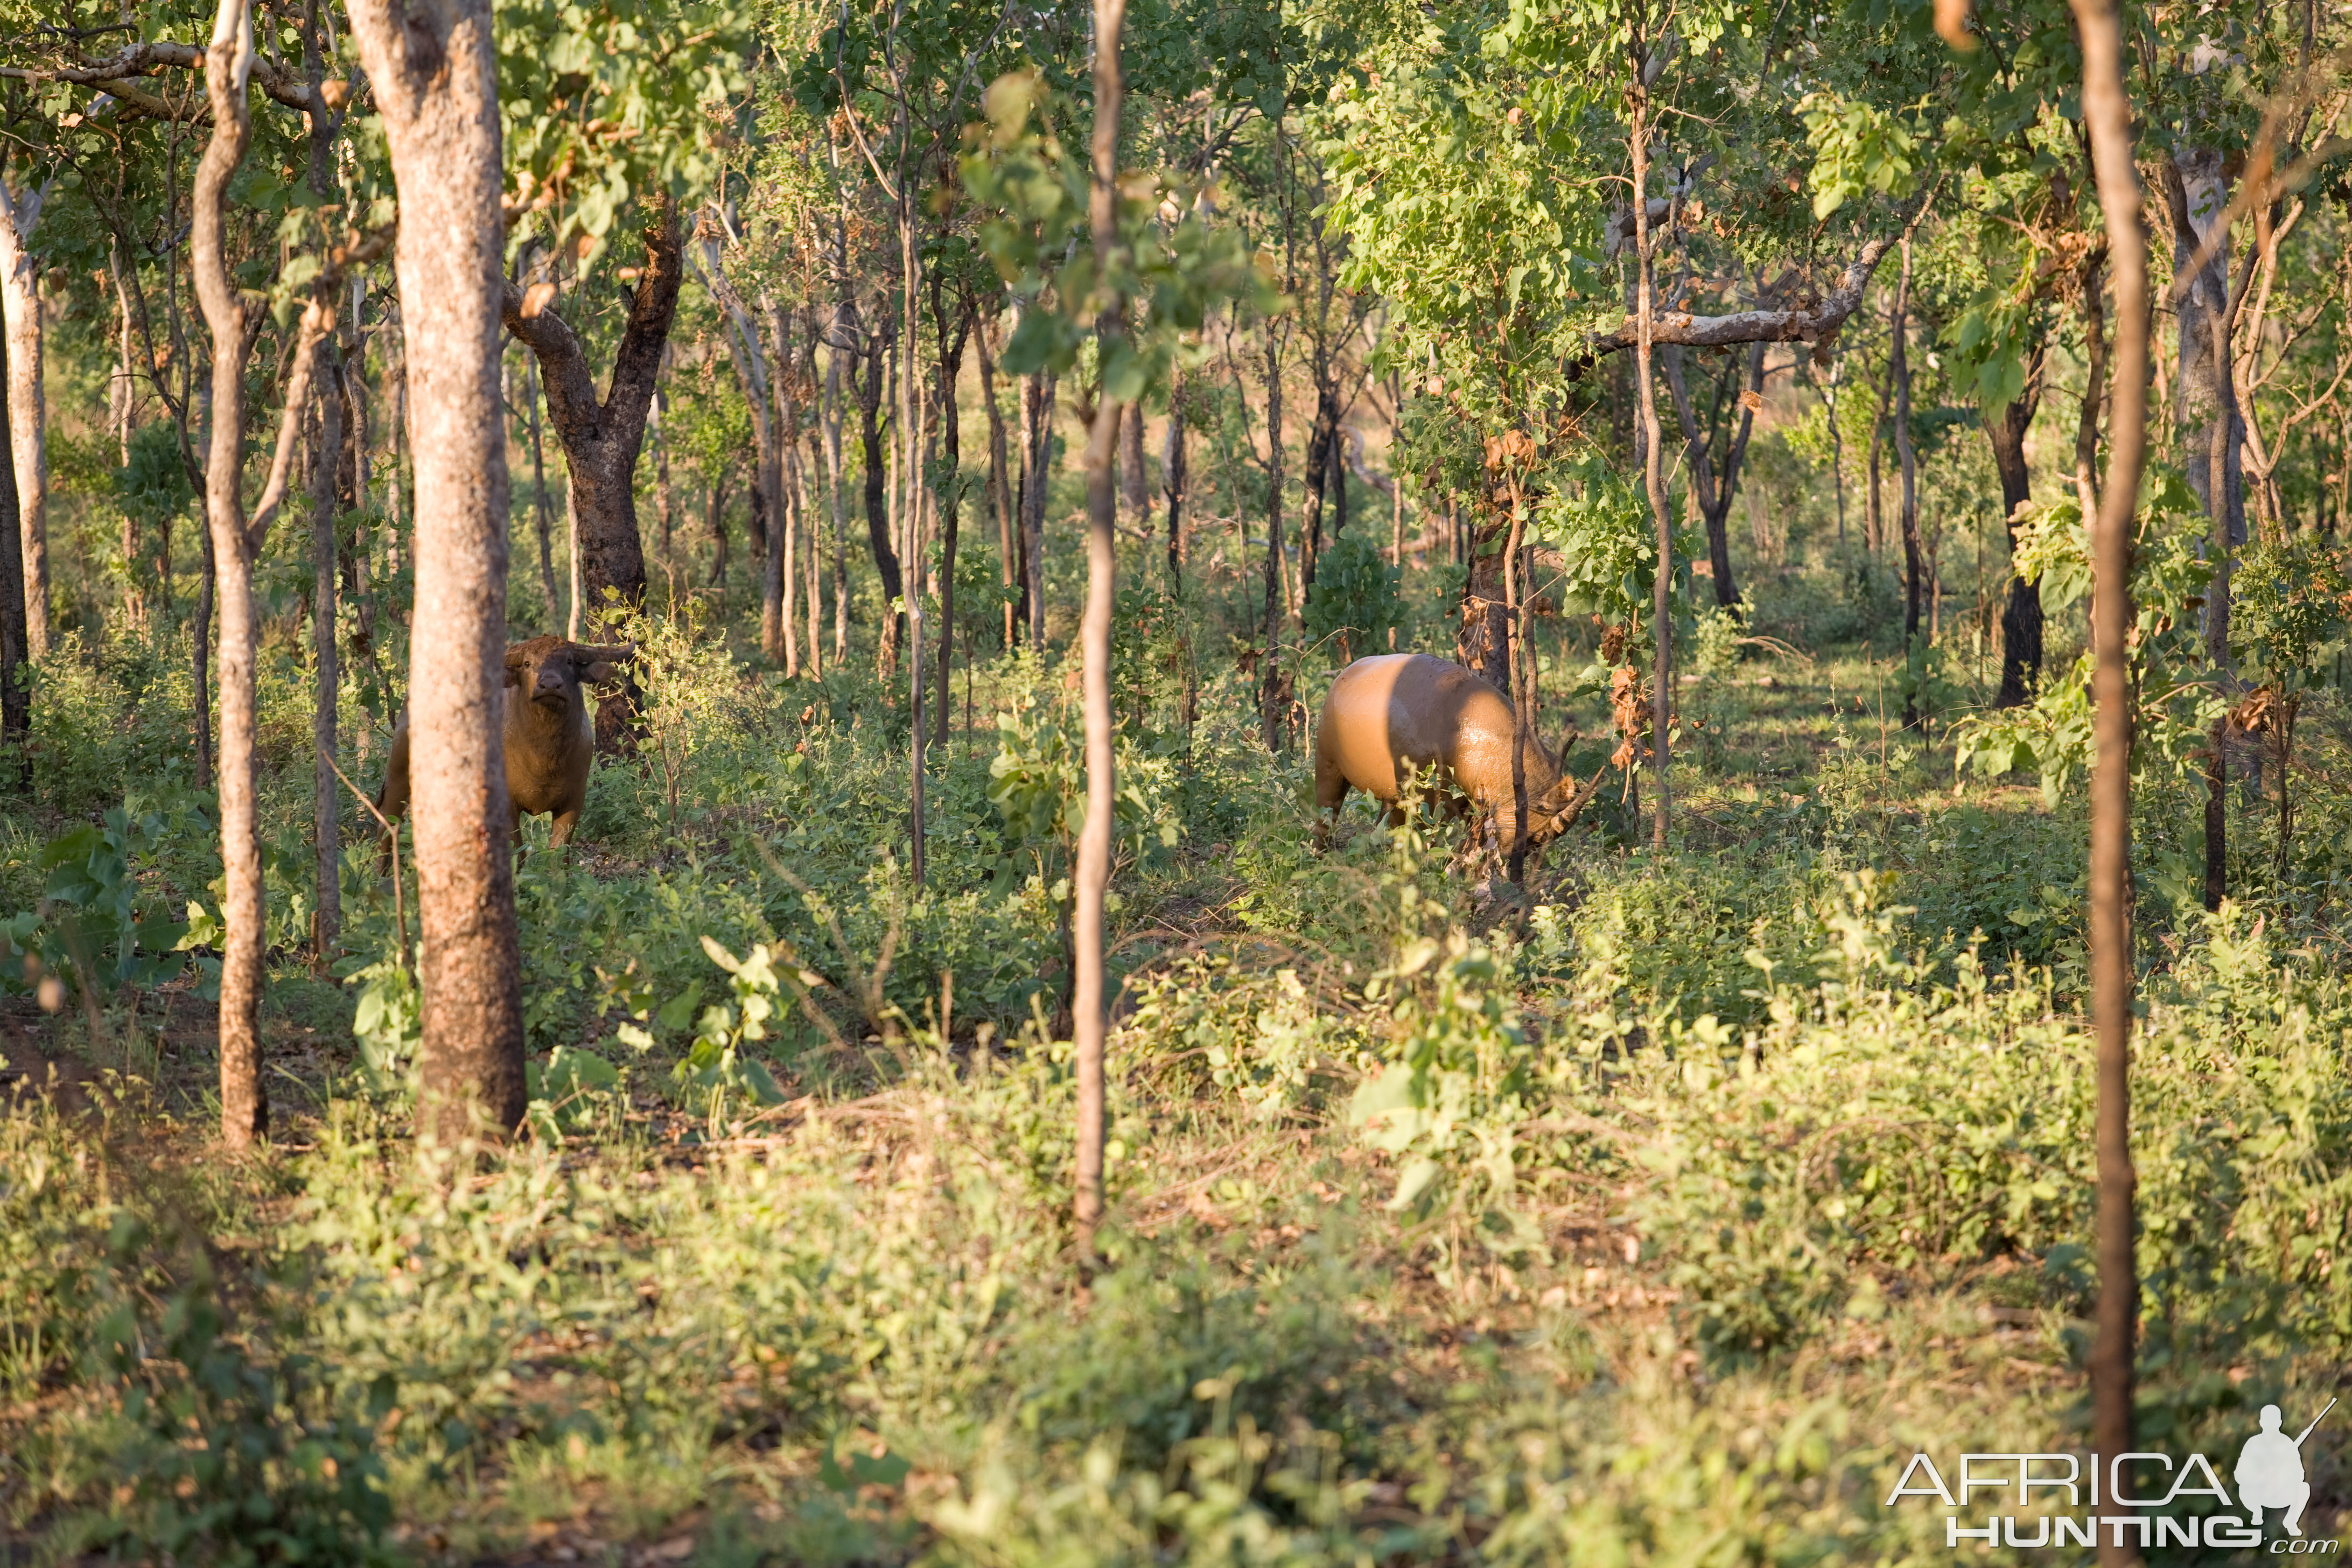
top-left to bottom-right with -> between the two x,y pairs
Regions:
2072,6 -> 2145,1561
1989,345 -> 2048,707
0,181 -> 48,660
1073,0 -> 1128,1268
503,200 -> 683,635
349,0 -> 527,1149
194,1 -> 267,1151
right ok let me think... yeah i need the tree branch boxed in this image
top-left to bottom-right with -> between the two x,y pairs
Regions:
1587,234 -> 1897,354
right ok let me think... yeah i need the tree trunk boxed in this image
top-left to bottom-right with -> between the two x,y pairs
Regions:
502,200 -> 683,635
1074,0 -> 1128,1268
761,294 -> 797,676
1259,330 -> 1286,750
857,324 -> 905,676
1298,383 -> 1339,595
311,340 -> 342,959
1989,344 -> 2048,707
0,180 -> 49,660
1122,390 -> 1150,529
348,0 -> 528,1149
706,473 -> 730,585
821,322 -> 850,661
1893,238 -> 1924,729
1018,361 -> 1056,648
930,281 -> 969,748
1164,369 -> 1187,589
976,310 -> 1017,648
1663,341 -> 1764,610
0,290 -> 26,772
194,0 -> 267,1151
2073,5 -> 2145,1559
523,353 -> 557,626
1629,61 -> 1671,850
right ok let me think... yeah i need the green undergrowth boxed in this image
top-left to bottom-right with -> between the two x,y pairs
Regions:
4,619 -> 2352,1563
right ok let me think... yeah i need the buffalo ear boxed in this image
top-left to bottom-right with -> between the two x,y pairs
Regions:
502,663 -> 524,689
582,661 -> 618,685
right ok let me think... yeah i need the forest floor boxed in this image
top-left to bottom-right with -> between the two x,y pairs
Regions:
1,619 -> 2347,1566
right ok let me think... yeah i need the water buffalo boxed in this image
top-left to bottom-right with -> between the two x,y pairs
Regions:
373,637 -> 635,858
1312,653 -> 1581,850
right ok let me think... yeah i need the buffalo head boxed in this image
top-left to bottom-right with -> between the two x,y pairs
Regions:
503,636 -> 635,711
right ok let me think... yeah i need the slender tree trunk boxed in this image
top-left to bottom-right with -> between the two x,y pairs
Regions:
1990,345 -> 2049,707
194,0 -> 267,1150
1259,330 -> 1286,750
650,381 -> 676,597
311,340 -> 342,958
822,326 -> 849,661
1122,390 -> 1150,530
1865,344 -> 1894,556
931,283 -> 969,748
194,500 -> 214,788
1018,360 -> 1056,648
1663,342 -> 1762,610
0,180 -> 49,660
2073,6 -> 2145,1561
524,353 -> 557,625
1629,56 -> 1671,850
1894,239 -> 1924,729
762,296 -> 795,673
977,310 -> 1017,648
706,473 -> 729,585
857,325 -> 905,676
0,291 -> 26,773
1074,0 -> 1128,1268
349,0 -> 527,1149
1164,368 -> 1187,589
1299,383 -> 1338,594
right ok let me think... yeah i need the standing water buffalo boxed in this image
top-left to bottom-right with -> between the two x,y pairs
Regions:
374,636 -> 636,857
1313,653 -> 1582,850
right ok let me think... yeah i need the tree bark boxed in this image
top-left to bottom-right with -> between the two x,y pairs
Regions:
820,319 -> 850,660
2071,5 -> 2145,1560
348,0 -> 527,1150
761,293 -> 797,676
692,242 -> 780,659
0,179 -> 50,659
1989,345 -> 2048,706
1074,0 -> 1128,1269
1299,384 -> 1339,594
193,0 -> 268,1151
1122,390 -> 1150,529
502,199 -> 683,634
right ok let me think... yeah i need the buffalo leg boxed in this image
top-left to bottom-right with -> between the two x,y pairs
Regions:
549,808 -> 579,850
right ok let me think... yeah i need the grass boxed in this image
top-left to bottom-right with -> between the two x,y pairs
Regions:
0,542 -> 2347,1565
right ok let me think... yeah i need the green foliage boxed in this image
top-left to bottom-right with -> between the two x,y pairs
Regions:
1797,91 -> 1921,219
1301,532 -> 1400,666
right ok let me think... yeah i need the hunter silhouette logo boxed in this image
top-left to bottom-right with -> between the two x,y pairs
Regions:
2239,1400 -> 2335,1538
1886,1396 -> 2343,1552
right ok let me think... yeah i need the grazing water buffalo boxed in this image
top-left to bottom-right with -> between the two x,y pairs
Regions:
374,637 -> 636,858
1312,653 -> 1581,849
